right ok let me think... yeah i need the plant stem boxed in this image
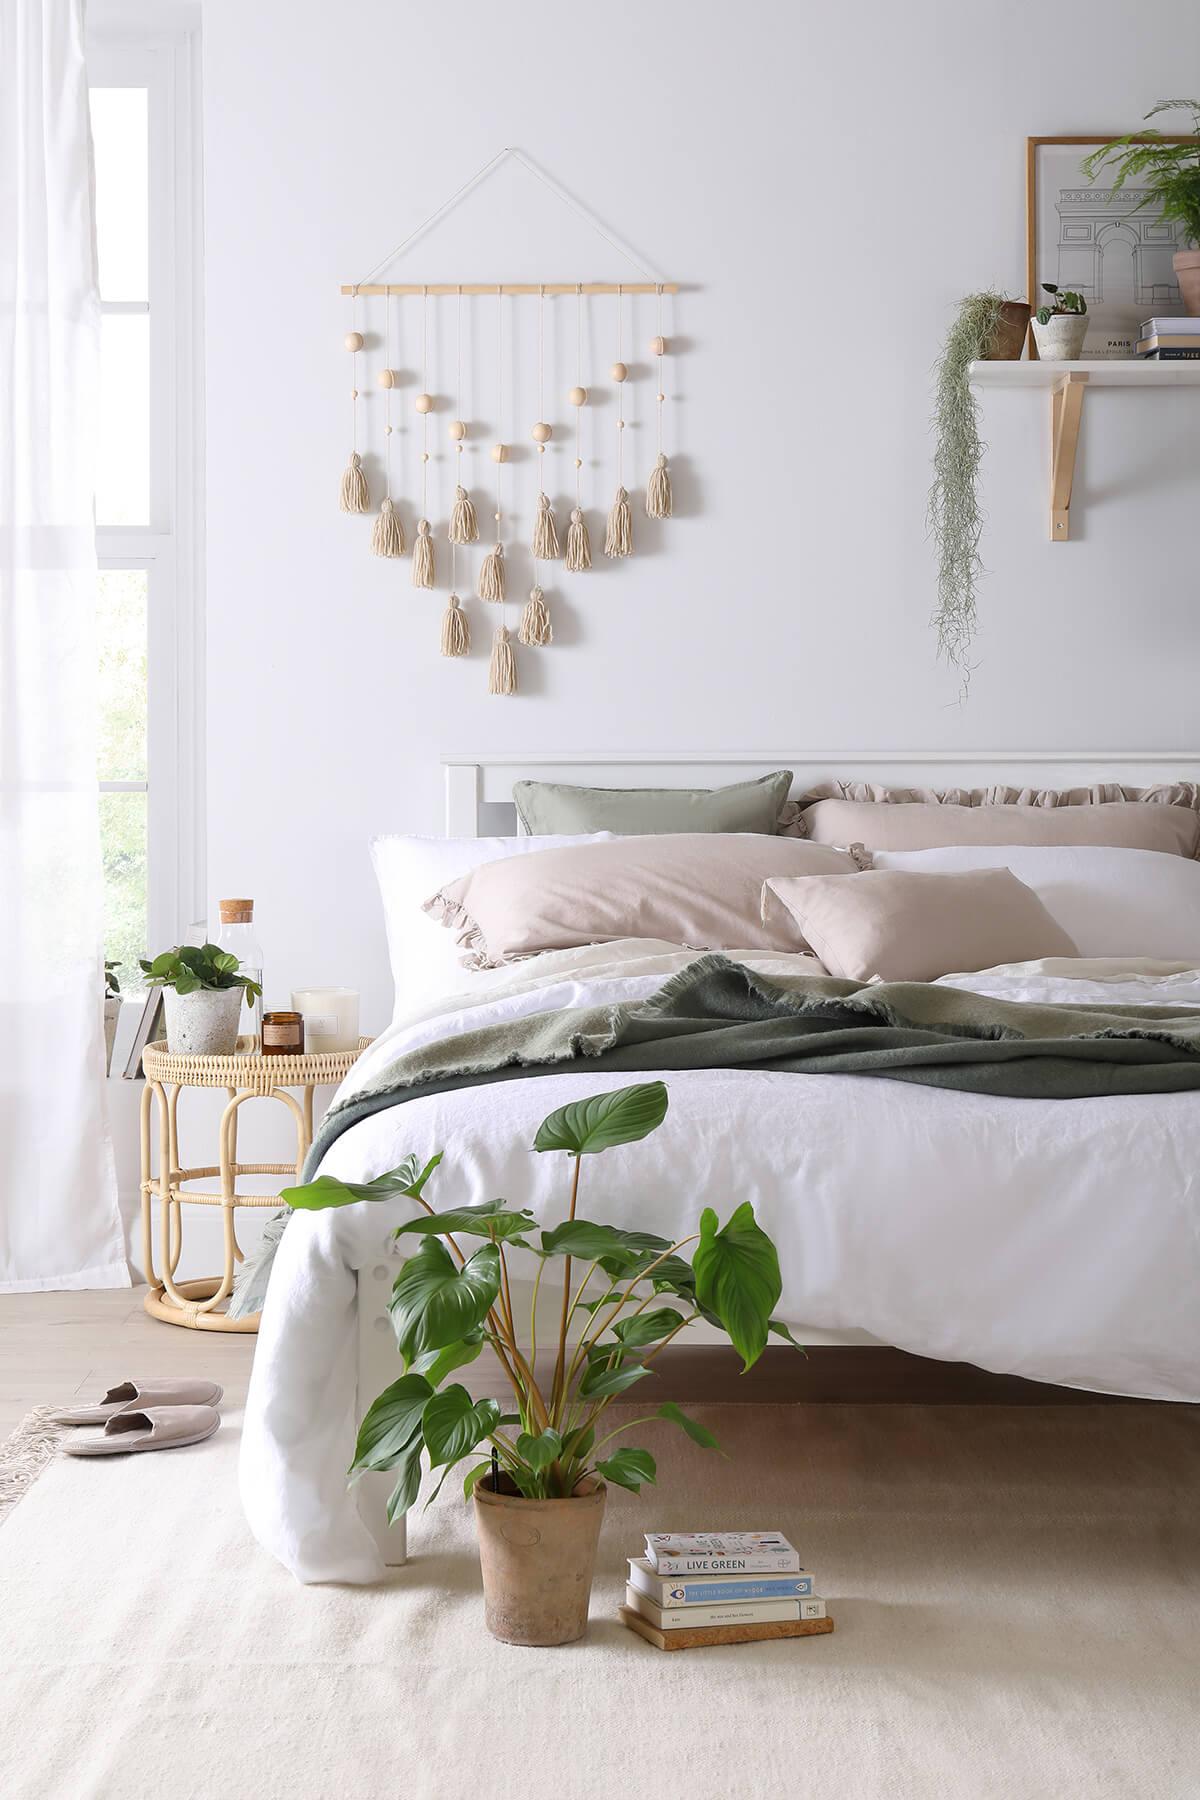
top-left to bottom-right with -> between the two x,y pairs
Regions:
550,1154 -> 582,1420
566,1236 -> 698,1394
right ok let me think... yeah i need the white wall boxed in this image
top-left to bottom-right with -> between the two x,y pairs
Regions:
189,0 -> 1200,1223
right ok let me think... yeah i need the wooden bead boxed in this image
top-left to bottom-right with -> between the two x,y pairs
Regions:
657,392 -> 666,403
531,421 -> 552,443
610,361 -> 628,382
491,444 -> 508,463
376,368 -> 396,389
344,331 -> 364,352
574,457 -> 582,468
415,392 -> 433,414
650,335 -> 667,356
448,420 -> 467,441
568,386 -> 587,407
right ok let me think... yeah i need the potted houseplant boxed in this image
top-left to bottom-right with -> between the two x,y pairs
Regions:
1031,284 -> 1088,361
1082,102 -> 1200,314
138,943 -> 263,1056
103,961 -> 122,1075
928,293 -> 1030,691
282,1081 -> 797,1646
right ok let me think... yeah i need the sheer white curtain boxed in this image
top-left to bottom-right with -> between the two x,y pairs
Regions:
0,0 -> 127,1289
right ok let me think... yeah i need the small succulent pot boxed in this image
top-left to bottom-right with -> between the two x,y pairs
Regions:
103,994 -> 121,1075
983,301 -> 1032,361
162,985 -> 243,1057
1031,312 -> 1088,362
473,1474 -> 606,1646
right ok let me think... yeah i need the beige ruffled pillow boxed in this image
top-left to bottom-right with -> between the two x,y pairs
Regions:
761,868 -> 1078,983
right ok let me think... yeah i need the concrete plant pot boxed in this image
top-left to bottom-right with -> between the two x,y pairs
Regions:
1031,312 -> 1089,362
1174,250 -> 1200,315
162,985 -> 243,1057
474,1475 -> 606,1645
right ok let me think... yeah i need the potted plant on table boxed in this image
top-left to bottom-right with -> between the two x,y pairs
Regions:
1082,102 -> 1200,313
283,1081 -> 798,1646
1031,284 -> 1089,361
138,943 -> 263,1056
104,961 -> 122,1074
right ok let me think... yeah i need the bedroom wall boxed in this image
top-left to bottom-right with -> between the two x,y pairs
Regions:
135,0 -> 1200,1270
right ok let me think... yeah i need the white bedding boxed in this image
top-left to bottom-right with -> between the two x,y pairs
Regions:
241,941 -> 1200,1584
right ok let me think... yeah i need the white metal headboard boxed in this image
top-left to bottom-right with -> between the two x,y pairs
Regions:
442,751 -> 1200,836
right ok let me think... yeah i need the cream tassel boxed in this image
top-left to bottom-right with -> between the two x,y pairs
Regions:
519,585 -> 552,647
531,492 -> 560,559
440,593 -> 470,657
340,451 -> 369,514
565,507 -> 592,572
448,486 -> 479,544
477,541 -> 505,602
604,485 -> 633,558
488,624 -> 517,695
645,452 -> 673,519
370,496 -> 405,557
412,519 -> 435,589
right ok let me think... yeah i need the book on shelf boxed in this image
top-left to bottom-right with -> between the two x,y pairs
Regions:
629,1556 -> 815,1605
624,1584 -> 827,1631
1138,334 -> 1200,353
644,1530 -> 800,1575
1139,347 -> 1200,360
121,989 -> 164,1079
619,1605 -> 835,1652
1141,316 -> 1200,336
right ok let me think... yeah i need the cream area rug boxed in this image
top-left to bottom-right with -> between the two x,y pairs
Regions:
2,1401 -> 1198,1800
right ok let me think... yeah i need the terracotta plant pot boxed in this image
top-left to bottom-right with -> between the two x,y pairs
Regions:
983,300 -> 1032,361
473,1475 -> 606,1645
162,985 -> 243,1057
1174,250 -> 1200,315
1031,312 -> 1089,362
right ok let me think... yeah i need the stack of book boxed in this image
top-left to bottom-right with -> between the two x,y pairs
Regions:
619,1531 -> 834,1651
1138,318 -> 1200,360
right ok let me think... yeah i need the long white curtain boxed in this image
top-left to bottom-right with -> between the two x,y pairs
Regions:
0,0 -> 127,1289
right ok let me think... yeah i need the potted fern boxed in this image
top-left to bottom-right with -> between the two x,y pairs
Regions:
1082,103 -> 1200,313
138,943 -> 263,1055
282,1081 -> 797,1645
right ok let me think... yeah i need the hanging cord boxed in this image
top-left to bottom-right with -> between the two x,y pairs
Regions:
646,281 -> 673,519
486,286 -> 516,691
604,283 -> 632,556
411,287 -> 435,586
447,286 -> 479,549
370,289 -> 404,553
565,282 -> 592,571
339,287 -> 369,512
522,287 -> 554,644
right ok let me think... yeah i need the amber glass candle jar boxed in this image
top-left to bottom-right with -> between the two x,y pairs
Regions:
261,1011 -> 305,1056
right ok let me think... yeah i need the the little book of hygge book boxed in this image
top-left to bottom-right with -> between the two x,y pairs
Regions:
629,1558 -> 816,1605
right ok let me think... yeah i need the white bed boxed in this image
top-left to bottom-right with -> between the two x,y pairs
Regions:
240,752 -> 1200,1585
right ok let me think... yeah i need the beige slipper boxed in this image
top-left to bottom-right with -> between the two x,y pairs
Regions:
61,1405 -> 221,1456
53,1378 -> 223,1426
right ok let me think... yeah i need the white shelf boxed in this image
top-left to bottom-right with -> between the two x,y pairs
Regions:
969,359 -> 1200,387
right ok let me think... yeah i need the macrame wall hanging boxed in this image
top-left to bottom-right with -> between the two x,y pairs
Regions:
338,147 -> 681,696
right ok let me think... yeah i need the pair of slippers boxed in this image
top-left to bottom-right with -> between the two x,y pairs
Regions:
53,1379 -> 224,1456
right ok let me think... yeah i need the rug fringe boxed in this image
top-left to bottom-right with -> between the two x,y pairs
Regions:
0,1406 -> 64,1525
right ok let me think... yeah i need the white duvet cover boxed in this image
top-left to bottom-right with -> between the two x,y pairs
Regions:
241,941 -> 1200,1583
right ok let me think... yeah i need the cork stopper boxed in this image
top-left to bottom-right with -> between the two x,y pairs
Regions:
219,898 -> 254,924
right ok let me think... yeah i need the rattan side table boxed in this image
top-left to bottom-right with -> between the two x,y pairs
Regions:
139,1034 -> 372,1332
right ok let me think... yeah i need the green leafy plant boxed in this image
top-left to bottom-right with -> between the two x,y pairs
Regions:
282,1082 -> 799,1518
104,960 -> 121,998
137,942 -> 263,1002
1035,283 -> 1087,325
1081,102 -> 1200,247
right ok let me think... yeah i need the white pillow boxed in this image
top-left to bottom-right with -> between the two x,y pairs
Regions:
370,834 -> 614,1016
873,845 -> 1200,962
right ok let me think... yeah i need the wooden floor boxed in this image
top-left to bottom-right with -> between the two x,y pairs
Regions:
0,1288 -> 1154,1439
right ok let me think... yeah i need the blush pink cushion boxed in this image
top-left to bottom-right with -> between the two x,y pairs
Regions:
425,834 -> 865,968
761,868 -> 1079,983
803,799 -> 1200,859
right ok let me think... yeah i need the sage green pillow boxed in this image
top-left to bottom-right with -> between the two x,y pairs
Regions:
512,770 -> 794,836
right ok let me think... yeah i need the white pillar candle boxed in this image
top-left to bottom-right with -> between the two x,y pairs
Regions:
290,987 -> 360,1054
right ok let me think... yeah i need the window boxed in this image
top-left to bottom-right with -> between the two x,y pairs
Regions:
89,34 -> 203,989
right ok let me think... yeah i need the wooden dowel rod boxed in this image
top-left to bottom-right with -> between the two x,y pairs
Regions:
339,282 -> 679,297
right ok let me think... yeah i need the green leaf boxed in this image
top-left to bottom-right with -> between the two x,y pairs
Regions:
174,972 -> 199,995
692,1202 -> 782,1373
395,1199 -> 536,1243
462,1461 -> 492,1500
409,1333 -> 485,1388
657,1401 -> 724,1454
386,1442 -> 424,1522
540,1219 -> 667,1265
560,1423 -> 594,1463
578,1360 -> 652,1400
514,1428 -> 562,1473
282,1153 -> 443,1212
533,1081 -> 668,1155
768,1318 -> 806,1353
595,1447 -> 657,1492
348,1373 -> 432,1479
389,1239 -> 500,1362
421,1385 -> 502,1469
611,1307 -> 685,1348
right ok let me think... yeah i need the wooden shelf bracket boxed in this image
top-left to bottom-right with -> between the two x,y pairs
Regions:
1049,371 -> 1088,542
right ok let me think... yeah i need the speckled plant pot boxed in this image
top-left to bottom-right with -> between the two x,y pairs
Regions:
474,1476 -> 606,1645
162,985 -> 243,1057
1031,313 -> 1088,362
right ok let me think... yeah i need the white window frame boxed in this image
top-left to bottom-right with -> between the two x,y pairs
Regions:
88,25 -> 205,959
